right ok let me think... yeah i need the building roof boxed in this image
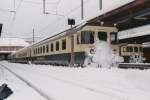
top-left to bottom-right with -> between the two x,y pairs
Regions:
87,0 -> 150,31
0,38 -> 29,47
119,30 -> 150,40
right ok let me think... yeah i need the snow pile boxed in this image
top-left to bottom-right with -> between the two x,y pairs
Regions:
84,41 -> 123,68
0,64 -> 46,100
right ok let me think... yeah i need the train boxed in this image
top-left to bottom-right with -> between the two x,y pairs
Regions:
120,43 -> 145,63
9,25 -> 119,66
9,24 -> 146,66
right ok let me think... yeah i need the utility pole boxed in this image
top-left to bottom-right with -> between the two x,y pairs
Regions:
32,28 -> 35,43
43,0 -> 46,14
99,0 -> 102,10
81,0 -> 84,20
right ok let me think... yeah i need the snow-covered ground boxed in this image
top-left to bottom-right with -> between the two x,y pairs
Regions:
0,61 -> 150,100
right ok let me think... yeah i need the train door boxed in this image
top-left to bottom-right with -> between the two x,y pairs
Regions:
70,35 -> 75,65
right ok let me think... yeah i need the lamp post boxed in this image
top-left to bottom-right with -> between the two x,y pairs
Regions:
68,19 -> 75,66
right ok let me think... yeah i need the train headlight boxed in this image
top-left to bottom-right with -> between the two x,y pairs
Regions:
90,48 -> 95,54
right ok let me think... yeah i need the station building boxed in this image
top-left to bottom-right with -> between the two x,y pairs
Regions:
0,38 -> 29,60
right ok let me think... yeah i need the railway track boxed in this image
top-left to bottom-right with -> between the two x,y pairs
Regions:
0,64 -> 53,100
3,62 -> 149,100
0,63 -> 125,100
119,63 -> 150,69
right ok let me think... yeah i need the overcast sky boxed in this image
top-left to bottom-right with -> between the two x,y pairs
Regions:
1,0 -> 148,42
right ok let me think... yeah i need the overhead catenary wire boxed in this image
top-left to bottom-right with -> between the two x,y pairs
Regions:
5,0 -> 92,40
23,0 -> 59,5
56,0 -> 61,14
0,8 -> 15,13
36,0 -> 92,35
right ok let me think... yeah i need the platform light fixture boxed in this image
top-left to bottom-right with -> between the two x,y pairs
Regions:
100,21 -> 104,26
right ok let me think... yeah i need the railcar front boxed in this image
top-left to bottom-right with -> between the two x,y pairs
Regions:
72,26 -> 119,65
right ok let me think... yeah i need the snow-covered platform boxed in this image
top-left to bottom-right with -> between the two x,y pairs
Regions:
0,61 -> 150,100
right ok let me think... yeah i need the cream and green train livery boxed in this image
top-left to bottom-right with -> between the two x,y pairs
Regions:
10,25 -> 119,65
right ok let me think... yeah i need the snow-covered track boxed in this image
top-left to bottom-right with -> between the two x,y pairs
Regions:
0,64 -> 53,100
119,63 -> 150,69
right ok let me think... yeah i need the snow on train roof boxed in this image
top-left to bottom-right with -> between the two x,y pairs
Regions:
0,38 -> 29,47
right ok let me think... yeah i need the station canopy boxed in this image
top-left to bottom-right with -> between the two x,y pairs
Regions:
87,0 -> 150,31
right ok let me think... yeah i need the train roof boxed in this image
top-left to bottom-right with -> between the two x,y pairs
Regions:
30,22 -> 87,47
31,24 -> 117,47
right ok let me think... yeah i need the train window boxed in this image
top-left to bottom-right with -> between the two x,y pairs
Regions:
56,41 -> 59,51
62,39 -> 66,50
134,47 -> 138,52
128,46 -> 133,52
51,43 -> 54,52
98,32 -> 107,41
110,32 -> 118,44
77,34 -> 80,44
43,46 -> 45,53
36,48 -> 38,54
40,47 -> 42,54
33,49 -> 35,54
140,47 -> 143,52
81,31 -> 94,44
38,48 -> 40,54
126,47 -> 131,52
123,47 -> 126,52
46,45 -> 49,53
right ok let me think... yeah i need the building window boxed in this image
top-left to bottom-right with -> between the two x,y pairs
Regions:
46,45 -> 49,53
81,31 -> 94,44
56,41 -> 59,51
51,43 -> 53,52
62,39 -> 66,50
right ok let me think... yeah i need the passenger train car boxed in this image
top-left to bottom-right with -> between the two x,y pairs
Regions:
9,25 -> 119,65
120,43 -> 144,63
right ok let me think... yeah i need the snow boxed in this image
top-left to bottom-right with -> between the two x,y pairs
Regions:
84,40 -> 124,68
0,63 -> 47,100
0,61 -> 150,100
0,38 -> 29,47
